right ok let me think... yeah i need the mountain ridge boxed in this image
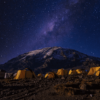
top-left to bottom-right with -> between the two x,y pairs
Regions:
1,46 -> 100,74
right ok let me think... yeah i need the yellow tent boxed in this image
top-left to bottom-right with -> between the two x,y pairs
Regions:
45,72 -> 56,79
56,68 -> 68,76
76,69 -> 83,74
87,67 -> 100,76
68,69 -> 77,75
14,68 -> 36,80
37,73 -> 43,77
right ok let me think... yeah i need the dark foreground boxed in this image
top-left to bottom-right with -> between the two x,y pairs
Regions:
0,74 -> 100,100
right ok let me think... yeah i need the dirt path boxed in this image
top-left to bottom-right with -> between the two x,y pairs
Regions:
0,75 -> 100,100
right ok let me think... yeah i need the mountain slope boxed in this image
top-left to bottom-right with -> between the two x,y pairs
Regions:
1,46 -> 100,74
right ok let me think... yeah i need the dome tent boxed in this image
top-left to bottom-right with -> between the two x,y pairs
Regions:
4,73 -> 13,79
56,68 -> 68,76
68,69 -> 77,75
87,67 -> 100,76
45,72 -> 57,79
76,69 -> 83,74
14,68 -> 36,80
37,73 -> 43,77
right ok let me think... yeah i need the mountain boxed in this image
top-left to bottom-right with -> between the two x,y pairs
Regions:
1,46 -> 100,74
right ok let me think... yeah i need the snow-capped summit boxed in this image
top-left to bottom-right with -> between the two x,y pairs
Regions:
1,46 -> 100,74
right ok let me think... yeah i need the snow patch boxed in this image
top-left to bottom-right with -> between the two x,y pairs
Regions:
26,49 -> 44,56
43,50 -> 53,59
49,57 -> 53,60
19,56 -> 26,61
43,47 -> 61,59
46,50 -> 53,56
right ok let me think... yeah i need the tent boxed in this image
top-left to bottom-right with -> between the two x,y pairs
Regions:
37,73 -> 43,77
0,69 -> 6,79
68,69 -> 77,75
4,73 -> 13,79
45,72 -> 56,79
76,69 -> 83,74
14,68 -> 36,80
56,68 -> 68,76
87,67 -> 100,76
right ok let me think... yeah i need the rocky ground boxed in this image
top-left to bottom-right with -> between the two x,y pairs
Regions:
0,74 -> 100,100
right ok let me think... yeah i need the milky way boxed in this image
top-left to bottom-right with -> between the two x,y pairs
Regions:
0,0 -> 100,64
27,0 -> 81,49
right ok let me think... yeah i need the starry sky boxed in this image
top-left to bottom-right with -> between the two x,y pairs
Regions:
0,0 -> 100,64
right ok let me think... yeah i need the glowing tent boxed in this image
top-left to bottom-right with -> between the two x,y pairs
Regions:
45,72 -> 56,79
76,69 -> 83,74
87,67 -> 100,76
37,73 -> 43,77
14,68 -> 36,80
4,73 -> 13,79
56,68 -> 68,76
68,69 -> 77,75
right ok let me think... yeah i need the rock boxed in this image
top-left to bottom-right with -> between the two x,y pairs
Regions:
38,77 -> 42,81
78,75 -> 82,79
86,82 -> 93,87
39,85 -> 42,88
75,79 -> 80,83
66,88 -> 74,96
54,84 -> 75,96
79,83 -> 86,90
61,76 -> 65,80
90,94 -> 92,97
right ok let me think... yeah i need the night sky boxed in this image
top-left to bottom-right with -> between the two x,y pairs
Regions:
0,0 -> 100,64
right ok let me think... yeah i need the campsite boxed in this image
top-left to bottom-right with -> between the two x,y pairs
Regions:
0,0 -> 100,99
0,67 -> 100,100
